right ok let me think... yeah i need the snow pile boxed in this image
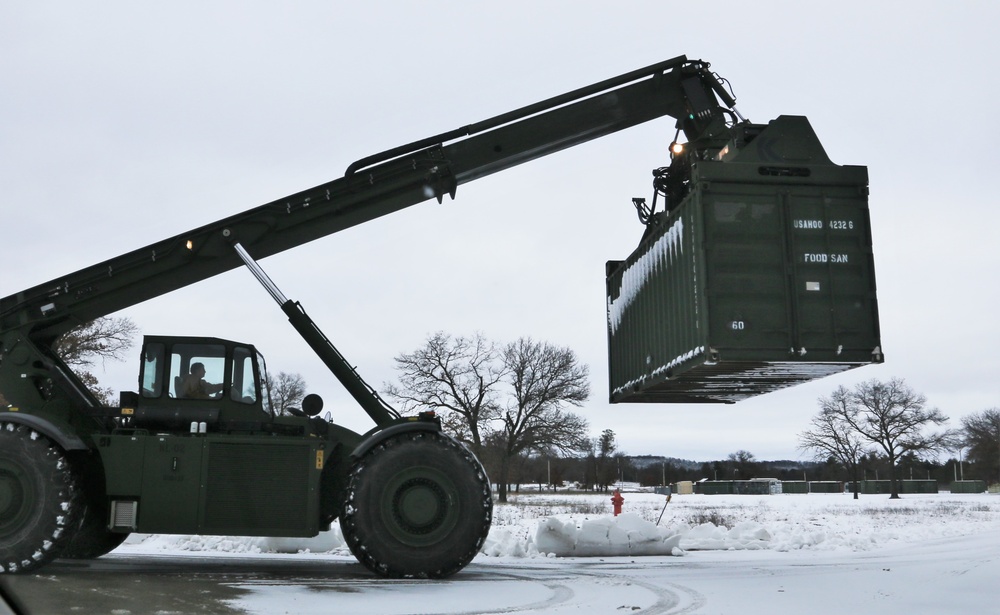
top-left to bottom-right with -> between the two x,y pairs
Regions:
124,529 -> 353,556
120,492 -> 1000,561
489,492 -> 1000,558
534,513 -> 684,556
126,534 -> 266,554
479,526 -> 534,558
675,520 -> 771,551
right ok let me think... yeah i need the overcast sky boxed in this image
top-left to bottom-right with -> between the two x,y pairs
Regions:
3,2 -> 998,462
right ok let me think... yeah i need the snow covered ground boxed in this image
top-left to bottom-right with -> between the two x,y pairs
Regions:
115,490 -> 1000,614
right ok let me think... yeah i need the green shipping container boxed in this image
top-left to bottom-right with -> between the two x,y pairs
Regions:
856,480 -> 938,494
779,481 -> 843,494
807,481 -> 844,494
949,480 -> 987,494
781,481 -> 809,494
607,116 -> 882,403
695,480 -> 735,495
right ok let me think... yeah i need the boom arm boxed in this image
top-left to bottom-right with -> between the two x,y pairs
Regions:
1,56 -> 737,344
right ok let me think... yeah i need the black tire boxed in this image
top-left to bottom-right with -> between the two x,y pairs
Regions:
60,452 -> 129,560
0,422 -> 81,574
60,502 -> 129,559
340,431 -> 492,578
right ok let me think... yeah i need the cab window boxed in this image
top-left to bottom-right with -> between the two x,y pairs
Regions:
231,346 -> 258,405
140,342 -> 165,398
170,343 -> 226,400
258,352 -> 274,417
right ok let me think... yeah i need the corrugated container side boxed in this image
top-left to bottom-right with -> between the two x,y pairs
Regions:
607,202 -> 705,402
806,481 -> 845,494
949,480 -> 987,493
781,481 -> 809,494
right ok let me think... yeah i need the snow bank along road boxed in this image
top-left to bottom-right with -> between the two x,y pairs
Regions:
1,492 -> 997,614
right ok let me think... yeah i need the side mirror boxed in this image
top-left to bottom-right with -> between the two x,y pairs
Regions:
301,393 -> 324,417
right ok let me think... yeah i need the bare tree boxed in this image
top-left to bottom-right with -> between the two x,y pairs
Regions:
384,332 -> 504,454
265,371 -> 307,415
55,316 -> 138,368
727,449 -> 759,480
837,378 -> 956,498
54,316 -> 139,404
961,407 -> 1000,485
492,338 -> 590,502
798,388 -> 869,499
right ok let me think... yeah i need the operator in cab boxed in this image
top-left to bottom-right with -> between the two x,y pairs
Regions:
180,362 -> 224,399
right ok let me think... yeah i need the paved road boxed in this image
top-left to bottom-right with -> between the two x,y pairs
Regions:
2,531 -> 998,615
0,553 -> 695,615
0,555 -> 372,615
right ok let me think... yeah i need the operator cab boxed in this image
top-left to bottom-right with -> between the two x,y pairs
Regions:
130,335 -> 274,431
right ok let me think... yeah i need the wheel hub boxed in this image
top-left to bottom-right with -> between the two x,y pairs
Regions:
392,477 -> 446,533
381,466 -> 459,547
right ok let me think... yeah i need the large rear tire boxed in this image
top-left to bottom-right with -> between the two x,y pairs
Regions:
0,422 -> 81,573
60,498 -> 129,560
340,431 -> 492,578
60,452 -> 129,560
59,521 -> 129,560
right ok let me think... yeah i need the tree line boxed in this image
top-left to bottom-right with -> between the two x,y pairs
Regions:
798,378 -> 999,499
605,451 -> 989,491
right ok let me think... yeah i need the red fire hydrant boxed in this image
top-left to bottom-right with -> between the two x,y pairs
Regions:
611,489 -> 624,516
